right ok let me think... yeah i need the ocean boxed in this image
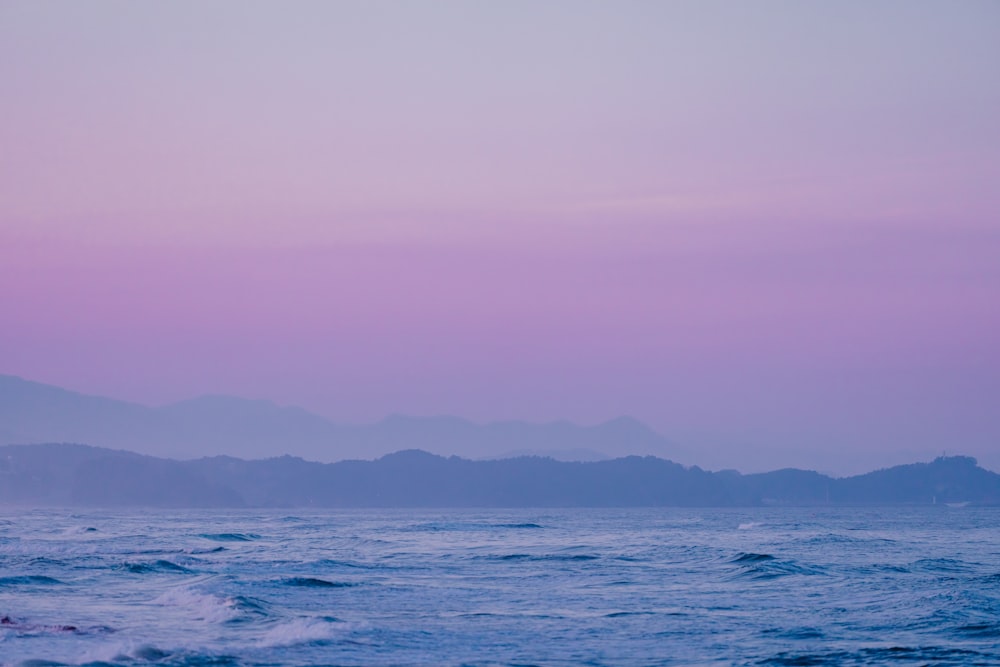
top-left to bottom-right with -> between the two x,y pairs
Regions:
0,507 -> 997,666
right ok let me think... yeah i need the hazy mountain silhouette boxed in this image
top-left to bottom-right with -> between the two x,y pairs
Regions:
0,375 -> 683,463
0,443 -> 242,507
1,443 -> 997,508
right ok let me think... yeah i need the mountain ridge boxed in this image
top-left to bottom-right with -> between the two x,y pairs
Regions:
0,374 -> 682,463
1,442 -> 997,508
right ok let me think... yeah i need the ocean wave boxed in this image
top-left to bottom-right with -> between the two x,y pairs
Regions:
0,575 -> 63,586
153,588 -> 241,623
798,533 -> 898,547
911,558 -> 973,573
118,560 -> 191,574
728,553 -> 825,580
730,552 -> 775,563
761,645 -> 988,665
402,521 -> 544,533
604,610 -> 658,618
76,641 -> 237,667
198,533 -> 260,542
27,557 -> 69,568
189,546 -> 227,554
313,558 -> 367,569
129,547 -> 185,555
227,595 -> 272,622
953,622 -> 1000,638
280,577 -> 355,588
256,617 -> 341,648
762,626 -> 826,640
495,553 -> 600,562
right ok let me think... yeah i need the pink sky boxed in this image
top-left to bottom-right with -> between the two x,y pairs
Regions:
1,1 -> 998,470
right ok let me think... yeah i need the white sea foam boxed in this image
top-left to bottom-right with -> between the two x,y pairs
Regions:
257,618 -> 339,647
78,639 -> 140,663
154,587 -> 238,623
77,640 -> 178,666
738,522 -> 761,530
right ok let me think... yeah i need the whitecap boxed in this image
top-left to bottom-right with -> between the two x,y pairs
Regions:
257,618 -> 339,647
153,587 -> 238,623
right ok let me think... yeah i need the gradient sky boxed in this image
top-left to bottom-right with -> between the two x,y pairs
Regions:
2,1 -> 998,471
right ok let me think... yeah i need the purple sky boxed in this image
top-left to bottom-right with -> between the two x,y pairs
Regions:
2,1 -> 998,471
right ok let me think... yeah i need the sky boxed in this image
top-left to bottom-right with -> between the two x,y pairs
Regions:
1,1 -> 998,472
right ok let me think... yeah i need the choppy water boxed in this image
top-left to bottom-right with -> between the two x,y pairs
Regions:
1,507 -> 998,666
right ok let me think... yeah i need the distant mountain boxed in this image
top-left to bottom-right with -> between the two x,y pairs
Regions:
832,456 -> 1000,505
0,375 -> 683,463
0,443 -> 242,507
1,443 -> 997,508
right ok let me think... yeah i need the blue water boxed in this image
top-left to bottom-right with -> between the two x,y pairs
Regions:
1,507 -> 998,666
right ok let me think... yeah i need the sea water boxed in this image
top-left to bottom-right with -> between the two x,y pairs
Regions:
0,507 -> 998,666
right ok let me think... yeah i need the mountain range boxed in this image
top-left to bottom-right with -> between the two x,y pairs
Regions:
1,442 -> 997,508
0,374 -> 682,463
